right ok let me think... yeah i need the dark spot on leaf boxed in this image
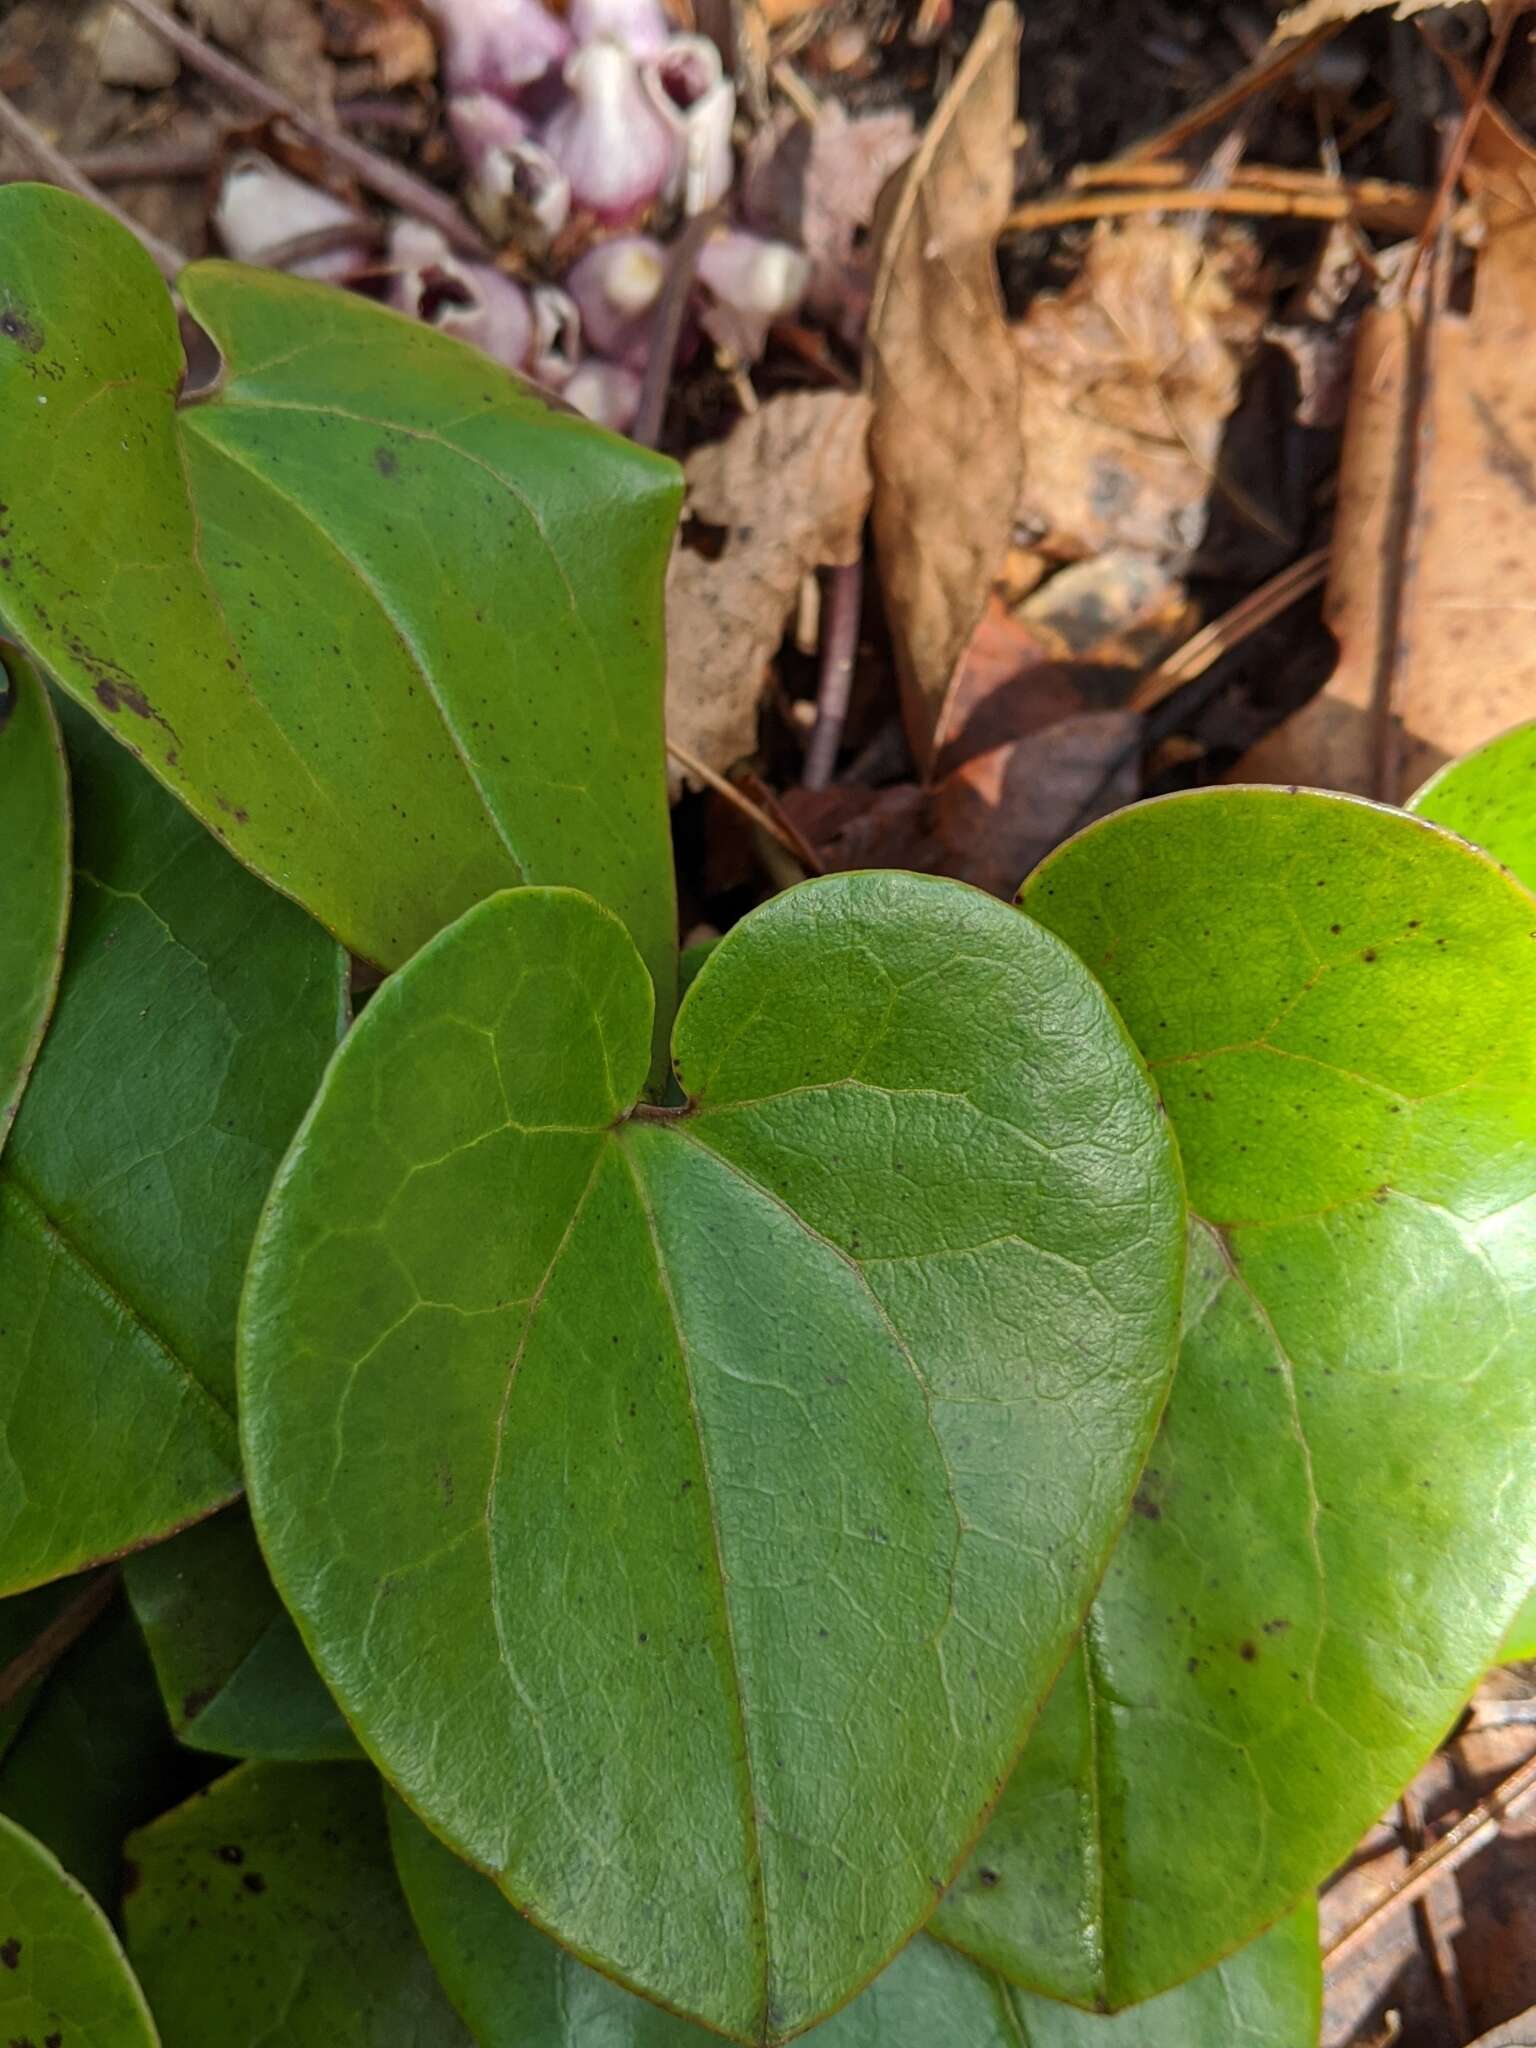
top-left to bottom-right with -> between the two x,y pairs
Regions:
93,678 -> 157,720
1362,948 -> 1377,963
217,1844 -> 244,1865
1131,1489 -> 1161,1521
374,445 -> 400,478
0,308 -> 42,353
242,1872 -> 266,1894
1239,1640 -> 1258,1661
978,1867 -> 1001,1887
0,1938 -> 18,1969
183,1686 -> 216,1721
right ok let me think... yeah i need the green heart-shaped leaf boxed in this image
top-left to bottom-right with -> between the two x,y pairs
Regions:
390,1796 -> 1319,2048
0,1594 -> 186,1909
0,1808 -> 157,2046
124,1762 -> 469,2046
1411,720 -> 1536,885
936,788 -> 1536,2006
1411,720 -> 1536,1669
1501,1585 -> 1536,1662
0,653 -> 68,1147
125,1508 -> 359,1761
0,184 -> 681,1065
0,685 -> 345,1593
240,872 -> 1185,2044
1004,1903 -> 1319,2047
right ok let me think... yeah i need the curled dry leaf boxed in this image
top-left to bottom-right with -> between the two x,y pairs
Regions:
665,389 -> 873,787
1014,220 -> 1269,565
865,0 -> 1021,777
742,101 -> 917,343
1242,102 -> 1536,798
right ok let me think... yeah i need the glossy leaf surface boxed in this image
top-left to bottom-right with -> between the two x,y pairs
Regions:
391,1799 -> 1021,2047
939,789 -> 1536,2006
1411,723 -> 1536,1673
1005,1902 -> 1319,2046
391,1798 -> 1318,2048
0,652 -> 68,1148
0,183 -> 681,1057
0,1594 -> 187,1908
0,692 -> 345,1593
241,873 -> 1185,2044
1500,1585 -> 1536,1663
124,1762 -> 469,2046
1411,719 -> 1536,886
0,1809 -> 157,2047
125,1508 -> 358,1760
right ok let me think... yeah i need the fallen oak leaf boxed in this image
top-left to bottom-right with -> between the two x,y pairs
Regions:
665,388 -> 873,789
864,0 -> 1021,776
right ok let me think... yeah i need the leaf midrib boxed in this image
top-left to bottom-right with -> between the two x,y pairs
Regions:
0,1165 -> 236,1431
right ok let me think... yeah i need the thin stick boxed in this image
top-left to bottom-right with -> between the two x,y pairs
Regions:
803,558 -> 863,790
1324,1747 -> 1536,1972
1126,549 -> 1329,714
666,737 -> 825,874
0,1569 -> 120,1716
1006,182 -> 1430,236
1070,158 -> 1430,211
115,0 -> 491,258
74,138 -> 219,184
633,206 -> 726,450
0,92 -> 186,280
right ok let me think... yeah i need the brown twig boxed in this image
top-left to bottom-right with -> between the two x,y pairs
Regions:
1071,157 -> 1430,212
1006,182 -> 1431,236
0,1568 -> 121,1716
115,0 -> 491,258
803,558 -> 863,790
666,738 -> 824,875
0,91 -> 186,280
633,206 -> 726,450
1325,1747 -> 1536,1972
73,138 -> 219,184
1127,549 -> 1330,715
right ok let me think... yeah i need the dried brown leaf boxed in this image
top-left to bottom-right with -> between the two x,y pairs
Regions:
864,0 -> 1021,777
1014,220 -> 1269,563
1275,0 -> 1445,41
1241,104 -> 1536,798
930,709 -> 1141,896
741,102 -> 916,344
665,389 -> 873,788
